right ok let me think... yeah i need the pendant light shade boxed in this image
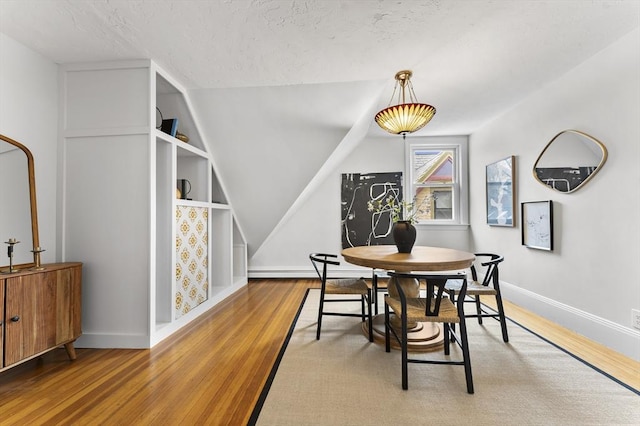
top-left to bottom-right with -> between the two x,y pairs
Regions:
375,70 -> 436,137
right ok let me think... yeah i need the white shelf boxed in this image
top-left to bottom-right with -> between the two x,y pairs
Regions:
153,63 -> 247,345
155,129 -> 208,158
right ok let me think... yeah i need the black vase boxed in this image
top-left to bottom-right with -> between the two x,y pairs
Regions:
392,221 -> 417,253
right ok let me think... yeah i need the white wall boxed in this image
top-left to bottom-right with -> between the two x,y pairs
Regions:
469,28 -> 640,360
250,134 -> 471,276
250,135 -> 403,274
0,33 -> 58,264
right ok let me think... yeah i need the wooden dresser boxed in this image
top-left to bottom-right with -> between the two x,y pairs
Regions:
0,262 -> 82,371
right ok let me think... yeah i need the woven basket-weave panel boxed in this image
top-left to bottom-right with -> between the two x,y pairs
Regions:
175,206 -> 209,319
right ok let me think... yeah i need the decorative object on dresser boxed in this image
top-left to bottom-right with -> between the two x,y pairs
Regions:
30,246 -> 45,270
2,238 -> 20,274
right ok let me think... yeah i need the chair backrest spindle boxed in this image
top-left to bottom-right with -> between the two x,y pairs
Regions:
388,272 -> 467,317
310,253 -> 340,283
471,253 -> 504,288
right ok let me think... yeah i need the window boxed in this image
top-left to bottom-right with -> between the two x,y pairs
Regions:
406,138 -> 468,226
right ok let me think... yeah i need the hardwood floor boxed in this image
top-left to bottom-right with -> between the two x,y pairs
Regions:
0,279 -> 637,425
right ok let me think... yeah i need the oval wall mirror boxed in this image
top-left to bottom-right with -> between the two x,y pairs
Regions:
533,130 -> 608,193
0,134 -> 40,270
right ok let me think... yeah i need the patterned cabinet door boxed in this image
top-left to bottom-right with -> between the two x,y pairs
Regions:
175,206 -> 209,319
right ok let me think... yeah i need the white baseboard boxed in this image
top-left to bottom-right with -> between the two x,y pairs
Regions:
500,281 -> 640,362
75,333 -> 150,349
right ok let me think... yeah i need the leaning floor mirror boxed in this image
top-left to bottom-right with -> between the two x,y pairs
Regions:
0,133 -> 40,271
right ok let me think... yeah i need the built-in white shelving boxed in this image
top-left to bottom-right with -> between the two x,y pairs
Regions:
60,59 -> 247,349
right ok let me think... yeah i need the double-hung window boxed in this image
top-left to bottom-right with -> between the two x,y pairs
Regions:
406,137 -> 468,226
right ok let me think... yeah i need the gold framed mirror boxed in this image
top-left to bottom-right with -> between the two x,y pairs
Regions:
533,130 -> 608,193
0,134 -> 40,271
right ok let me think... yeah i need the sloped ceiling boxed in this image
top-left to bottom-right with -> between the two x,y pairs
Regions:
1,0 -> 638,256
189,80 -> 384,252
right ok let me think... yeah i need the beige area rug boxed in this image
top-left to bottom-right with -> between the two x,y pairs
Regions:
250,289 -> 639,426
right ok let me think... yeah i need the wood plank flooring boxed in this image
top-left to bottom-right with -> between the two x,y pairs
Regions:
0,279 -> 637,425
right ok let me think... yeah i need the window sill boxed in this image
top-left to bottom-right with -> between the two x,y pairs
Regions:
415,223 -> 469,231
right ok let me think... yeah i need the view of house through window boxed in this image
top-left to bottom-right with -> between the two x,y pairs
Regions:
409,146 -> 460,223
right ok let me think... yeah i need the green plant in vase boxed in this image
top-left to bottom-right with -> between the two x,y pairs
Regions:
367,195 -> 430,253
367,195 -> 429,224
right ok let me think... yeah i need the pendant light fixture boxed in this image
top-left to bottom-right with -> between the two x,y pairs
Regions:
375,70 -> 436,139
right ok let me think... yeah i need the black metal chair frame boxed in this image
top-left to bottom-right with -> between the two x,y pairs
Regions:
384,272 -> 474,393
447,253 -> 508,342
372,269 -> 386,315
310,253 -> 373,342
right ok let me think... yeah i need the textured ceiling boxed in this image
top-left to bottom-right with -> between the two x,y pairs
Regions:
1,0 -> 639,135
0,3 -> 637,81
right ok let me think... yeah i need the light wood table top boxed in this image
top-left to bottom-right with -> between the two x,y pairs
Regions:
341,245 -> 475,272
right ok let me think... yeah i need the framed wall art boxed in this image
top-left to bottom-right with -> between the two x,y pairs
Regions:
486,155 -> 515,227
341,172 -> 402,248
521,200 -> 553,251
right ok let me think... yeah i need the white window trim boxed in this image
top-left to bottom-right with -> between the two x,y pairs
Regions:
404,136 -> 469,227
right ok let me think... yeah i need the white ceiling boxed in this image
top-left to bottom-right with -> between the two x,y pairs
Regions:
1,0 -> 639,135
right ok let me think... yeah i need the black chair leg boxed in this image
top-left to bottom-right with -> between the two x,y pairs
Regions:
459,317 -> 474,394
495,293 -> 509,343
373,271 -> 379,315
316,292 -> 324,340
449,291 -> 457,337
316,291 -> 324,340
384,296 -> 391,352
401,311 -> 408,390
475,296 -> 483,324
444,323 -> 452,355
367,289 -> 373,342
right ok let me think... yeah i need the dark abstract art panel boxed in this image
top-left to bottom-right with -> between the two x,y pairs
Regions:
341,172 -> 403,249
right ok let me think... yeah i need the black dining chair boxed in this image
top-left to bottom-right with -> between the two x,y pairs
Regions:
384,272 -> 473,393
445,253 -> 508,342
309,253 -> 373,342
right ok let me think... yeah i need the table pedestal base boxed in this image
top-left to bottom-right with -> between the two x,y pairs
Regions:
362,314 -> 444,352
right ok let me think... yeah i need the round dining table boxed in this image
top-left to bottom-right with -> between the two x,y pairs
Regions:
341,245 -> 475,351
342,245 -> 475,272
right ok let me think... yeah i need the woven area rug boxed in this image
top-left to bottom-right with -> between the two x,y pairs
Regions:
250,289 -> 639,426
